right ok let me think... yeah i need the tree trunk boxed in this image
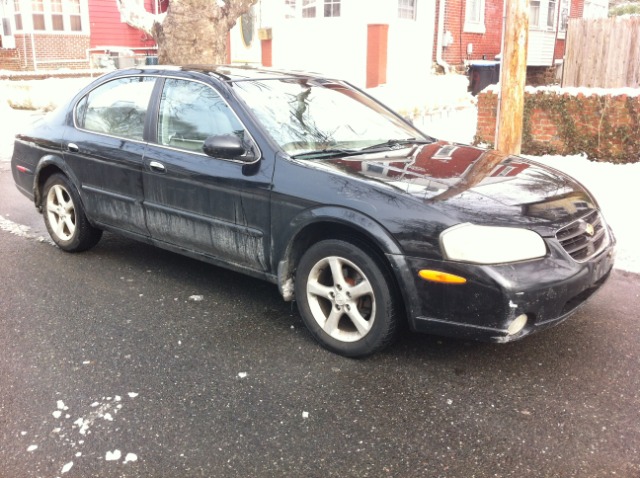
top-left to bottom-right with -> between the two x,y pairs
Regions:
157,0 -> 257,64
117,0 -> 257,65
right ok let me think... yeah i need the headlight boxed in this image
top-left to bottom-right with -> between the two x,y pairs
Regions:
440,223 -> 547,264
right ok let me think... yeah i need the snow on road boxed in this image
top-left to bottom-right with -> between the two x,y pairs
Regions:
18,393 -> 141,473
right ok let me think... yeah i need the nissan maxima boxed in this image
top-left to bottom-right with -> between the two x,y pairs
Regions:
11,66 -> 615,357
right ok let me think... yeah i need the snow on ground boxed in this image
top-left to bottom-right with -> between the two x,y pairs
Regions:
529,154 -> 640,274
1,75 -> 638,274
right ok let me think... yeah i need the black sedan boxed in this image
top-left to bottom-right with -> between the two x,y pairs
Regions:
11,66 -> 615,357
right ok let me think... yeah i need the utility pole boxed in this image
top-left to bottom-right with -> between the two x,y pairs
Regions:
496,0 -> 529,155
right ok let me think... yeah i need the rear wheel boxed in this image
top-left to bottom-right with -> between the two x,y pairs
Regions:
42,174 -> 102,252
295,239 -> 399,357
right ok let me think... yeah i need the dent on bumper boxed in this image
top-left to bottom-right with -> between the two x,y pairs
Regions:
395,240 -> 616,343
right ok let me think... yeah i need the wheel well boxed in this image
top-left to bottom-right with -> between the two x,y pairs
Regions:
283,221 -> 405,317
288,222 -> 388,271
35,165 -> 65,208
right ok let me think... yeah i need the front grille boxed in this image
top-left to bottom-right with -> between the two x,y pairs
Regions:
556,210 -> 609,262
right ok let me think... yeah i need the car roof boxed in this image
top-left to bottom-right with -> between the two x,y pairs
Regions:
124,64 -> 330,83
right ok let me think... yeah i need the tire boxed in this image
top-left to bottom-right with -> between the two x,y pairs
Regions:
42,173 -> 102,252
295,239 -> 399,357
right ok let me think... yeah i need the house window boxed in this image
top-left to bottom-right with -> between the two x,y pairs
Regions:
287,0 -> 340,19
32,0 -> 45,30
324,0 -> 339,17
68,0 -> 81,31
464,0 -> 485,34
2,17 -> 12,36
432,145 -> 457,160
398,0 -> 415,20
547,0 -> 556,28
288,0 -> 339,19
301,0 -> 315,18
559,0 -> 569,32
530,0 -> 541,27
530,0 -> 558,30
51,0 -> 63,30
284,0 -> 295,18
13,0 -> 22,30
12,0 -> 86,32
496,166 -> 518,177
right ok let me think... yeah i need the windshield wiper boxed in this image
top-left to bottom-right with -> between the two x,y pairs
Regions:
290,138 -> 434,160
290,148 -> 361,160
359,138 -> 433,152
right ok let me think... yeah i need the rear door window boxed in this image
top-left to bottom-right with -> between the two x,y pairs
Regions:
75,76 -> 156,141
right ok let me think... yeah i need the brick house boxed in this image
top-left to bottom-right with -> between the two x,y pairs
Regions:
432,0 -> 609,79
0,0 -> 161,71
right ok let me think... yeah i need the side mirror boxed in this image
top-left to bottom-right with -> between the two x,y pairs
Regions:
203,134 -> 248,160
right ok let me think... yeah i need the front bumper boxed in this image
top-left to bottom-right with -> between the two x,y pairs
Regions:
388,238 -> 616,343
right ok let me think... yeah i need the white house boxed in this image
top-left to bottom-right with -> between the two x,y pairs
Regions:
228,0 -> 437,90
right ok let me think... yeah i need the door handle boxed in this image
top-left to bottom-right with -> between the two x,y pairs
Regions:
149,160 -> 166,173
67,143 -> 79,153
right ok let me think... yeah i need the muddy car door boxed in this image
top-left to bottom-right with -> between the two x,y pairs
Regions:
142,77 -> 271,272
66,75 -> 156,237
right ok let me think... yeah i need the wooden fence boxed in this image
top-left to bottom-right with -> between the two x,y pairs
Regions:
563,17 -> 640,88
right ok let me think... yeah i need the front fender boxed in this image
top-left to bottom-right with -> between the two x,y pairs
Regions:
291,205 -> 403,254
275,206 -> 403,301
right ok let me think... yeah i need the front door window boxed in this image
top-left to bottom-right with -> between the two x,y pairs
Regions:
157,78 -> 245,154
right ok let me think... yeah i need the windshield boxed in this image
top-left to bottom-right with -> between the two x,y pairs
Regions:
231,78 -> 429,157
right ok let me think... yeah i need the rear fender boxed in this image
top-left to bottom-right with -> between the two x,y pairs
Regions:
33,155 -> 81,210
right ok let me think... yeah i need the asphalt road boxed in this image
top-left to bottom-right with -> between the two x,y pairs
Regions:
1,139 -> 640,477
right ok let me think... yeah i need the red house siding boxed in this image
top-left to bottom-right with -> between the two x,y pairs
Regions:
434,0 -> 585,69
554,37 -> 565,61
570,0 -> 584,17
89,0 -> 159,49
433,0 -> 503,68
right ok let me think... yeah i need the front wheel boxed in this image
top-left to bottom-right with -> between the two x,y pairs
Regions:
295,239 -> 399,357
42,174 -> 102,252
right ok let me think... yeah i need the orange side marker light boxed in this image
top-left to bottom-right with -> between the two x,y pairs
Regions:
419,270 -> 467,284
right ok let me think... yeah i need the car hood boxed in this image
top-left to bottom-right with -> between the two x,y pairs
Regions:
312,141 -> 599,236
